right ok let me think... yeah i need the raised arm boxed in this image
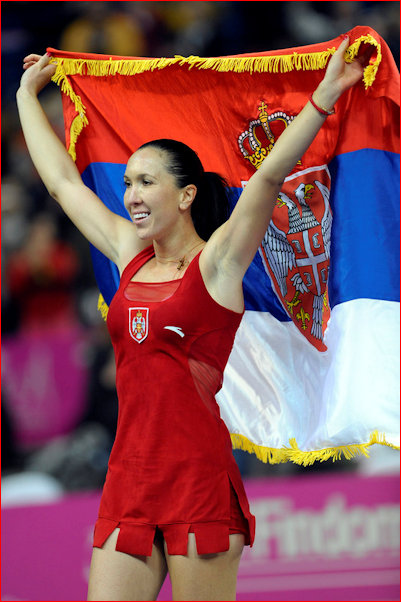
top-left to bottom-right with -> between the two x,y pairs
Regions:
201,37 -> 365,310
16,53 -> 148,271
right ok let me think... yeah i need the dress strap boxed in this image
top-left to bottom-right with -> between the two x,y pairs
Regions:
119,246 -> 155,289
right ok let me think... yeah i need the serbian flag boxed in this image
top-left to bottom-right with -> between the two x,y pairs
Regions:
48,25 -> 399,465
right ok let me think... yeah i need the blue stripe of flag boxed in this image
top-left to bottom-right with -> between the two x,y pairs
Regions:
328,148 -> 400,308
82,149 -> 399,313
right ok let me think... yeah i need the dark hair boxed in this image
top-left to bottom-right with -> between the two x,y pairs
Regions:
137,139 -> 229,241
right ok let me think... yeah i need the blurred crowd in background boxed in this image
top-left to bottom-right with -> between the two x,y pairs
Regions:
2,1 -> 400,504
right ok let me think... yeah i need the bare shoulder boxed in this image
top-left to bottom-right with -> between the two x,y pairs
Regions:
116,225 -> 152,275
199,228 -> 245,314
53,179 -> 152,271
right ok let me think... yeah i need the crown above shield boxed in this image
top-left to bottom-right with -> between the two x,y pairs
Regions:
238,101 -> 295,170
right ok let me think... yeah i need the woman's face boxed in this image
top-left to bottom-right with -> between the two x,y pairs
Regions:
123,147 -> 183,240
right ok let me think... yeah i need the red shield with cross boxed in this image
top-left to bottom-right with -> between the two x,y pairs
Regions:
129,307 -> 149,343
259,167 -> 332,351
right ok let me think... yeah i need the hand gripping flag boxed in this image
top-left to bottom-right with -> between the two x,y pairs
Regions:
48,25 -> 399,465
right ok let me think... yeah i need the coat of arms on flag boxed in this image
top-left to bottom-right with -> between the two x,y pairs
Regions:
48,25 -> 399,465
238,99 -> 333,349
259,169 -> 332,350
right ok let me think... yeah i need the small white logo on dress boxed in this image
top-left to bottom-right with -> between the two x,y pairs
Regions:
164,326 -> 185,338
129,308 -> 149,343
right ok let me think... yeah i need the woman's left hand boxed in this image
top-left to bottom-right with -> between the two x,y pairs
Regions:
314,36 -> 373,109
324,36 -> 366,93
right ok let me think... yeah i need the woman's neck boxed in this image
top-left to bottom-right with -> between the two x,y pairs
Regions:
153,238 -> 205,272
152,223 -> 205,270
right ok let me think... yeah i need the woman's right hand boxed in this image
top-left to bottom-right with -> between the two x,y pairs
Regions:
19,53 -> 56,96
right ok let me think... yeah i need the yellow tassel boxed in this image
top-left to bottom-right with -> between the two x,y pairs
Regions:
49,34 -> 381,84
170,50 -> 336,75
51,58 -> 88,160
346,34 -> 382,89
230,433 -> 291,464
97,293 -> 109,321
231,431 -> 399,466
67,114 -> 88,161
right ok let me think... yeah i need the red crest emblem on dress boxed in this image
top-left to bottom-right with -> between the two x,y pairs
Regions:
129,307 -> 149,343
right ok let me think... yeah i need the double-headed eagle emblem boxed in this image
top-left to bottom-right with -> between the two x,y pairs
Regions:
261,179 -> 332,344
238,101 -> 333,349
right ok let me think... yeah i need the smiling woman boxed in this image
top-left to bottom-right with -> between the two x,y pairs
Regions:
16,40 -> 365,601
120,139 -> 230,284
129,139 -> 229,235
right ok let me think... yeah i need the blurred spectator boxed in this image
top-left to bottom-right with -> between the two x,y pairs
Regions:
1,176 -> 30,253
283,1 -> 400,65
25,421 -> 112,491
1,395 -> 24,475
156,1 -> 223,56
81,321 -> 118,443
1,471 -> 64,506
59,1 -> 147,56
4,322 -> 118,492
5,212 -> 80,334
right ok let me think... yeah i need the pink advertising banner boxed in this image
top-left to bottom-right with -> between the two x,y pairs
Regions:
1,473 -> 399,601
2,330 -> 90,448
235,472 -> 400,601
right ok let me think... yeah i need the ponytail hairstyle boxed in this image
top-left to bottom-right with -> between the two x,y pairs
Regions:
137,139 -> 230,241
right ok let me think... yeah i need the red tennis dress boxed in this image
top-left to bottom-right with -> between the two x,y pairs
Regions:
93,246 -> 255,556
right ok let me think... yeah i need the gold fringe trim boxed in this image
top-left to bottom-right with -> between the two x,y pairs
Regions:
55,56 -> 183,77
67,114 -> 87,162
179,49 -> 337,74
50,58 -> 88,161
346,34 -> 382,89
231,430 -> 399,466
51,50 -> 336,78
50,33 -> 381,82
97,293 -> 109,321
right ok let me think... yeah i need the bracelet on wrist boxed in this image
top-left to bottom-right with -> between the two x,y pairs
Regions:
309,93 -> 335,116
